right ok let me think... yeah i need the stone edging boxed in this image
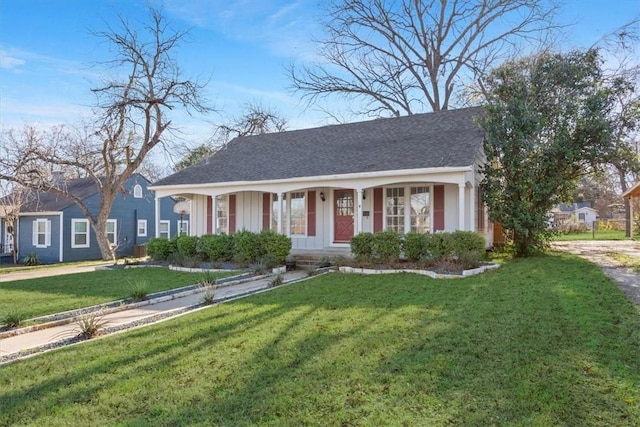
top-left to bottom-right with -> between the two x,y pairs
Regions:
338,263 -> 500,278
0,271 -> 260,340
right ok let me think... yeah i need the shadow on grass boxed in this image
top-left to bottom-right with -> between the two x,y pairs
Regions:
1,254 -> 639,425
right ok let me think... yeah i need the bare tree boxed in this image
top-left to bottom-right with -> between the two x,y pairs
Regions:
174,103 -> 288,171
289,0 -> 559,117
0,8 -> 211,261
0,181 -> 34,264
215,103 -> 287,142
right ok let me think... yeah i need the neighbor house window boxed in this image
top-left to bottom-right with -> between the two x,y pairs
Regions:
32,219 -> 51,248
71,219 -> 90,248
137,219 -> 147,237
289,192 -> 306,235
133,184 -> 143,198
106,219 -> 117,246
216,195 -> 228,234
159,220 -> 170,239
410,186 -> 430,233
578,213 -> 586,221
178,220 -> 189,235
385,187 -> 405,233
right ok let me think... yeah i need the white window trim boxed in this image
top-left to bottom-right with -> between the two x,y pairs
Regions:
216,195 -> 228,234
383,184 -> 434,234
289,190 -> 308,236
178,220 -> 189,235
137,219 -> 148,237
106,219 -> 117,246
33,218 -> 51,248
159,220 -> 170,239
71,218 -> 90,249
133,184 -> 143,198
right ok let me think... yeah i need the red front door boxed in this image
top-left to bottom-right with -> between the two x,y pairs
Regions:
334,189 -> 354,242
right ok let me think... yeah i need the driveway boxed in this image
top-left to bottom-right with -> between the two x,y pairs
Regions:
551,240 -> 640,307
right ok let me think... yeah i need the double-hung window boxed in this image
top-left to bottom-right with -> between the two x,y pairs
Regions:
33,219 -> 51,248
178,220 -> 189,235
159,220 -> 170,238
137,219 -> 147,237
385,187 -> 405,233
216,195 -> 228,234
71,219 -> 90,248
410,187 -> 430,233
289,192 -> 306,235
106,219 -> 117,246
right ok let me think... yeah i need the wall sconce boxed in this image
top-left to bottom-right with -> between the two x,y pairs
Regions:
319,192 -> 326,202
362,190 -> 366,200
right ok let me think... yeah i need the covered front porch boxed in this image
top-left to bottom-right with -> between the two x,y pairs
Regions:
150,167 -> 492,252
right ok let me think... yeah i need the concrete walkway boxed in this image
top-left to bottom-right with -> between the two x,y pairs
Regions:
0,263 -> 111,283
0,269 -> 309,364
551,240 -> 640,306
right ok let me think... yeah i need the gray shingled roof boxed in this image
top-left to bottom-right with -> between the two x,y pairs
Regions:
7,177 -> 100,213
154,107 -> 484,187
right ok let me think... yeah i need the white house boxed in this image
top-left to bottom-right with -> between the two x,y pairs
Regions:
551,203 -> 599,230
149,107 -> 492,252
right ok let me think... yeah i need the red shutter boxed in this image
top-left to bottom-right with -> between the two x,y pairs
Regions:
229,194 -> 236,234
373,187 -> 383,232
206,196 -> 213,234
434,185 -> 445,231
262,193 -> 271,231
307,190 -> 316,236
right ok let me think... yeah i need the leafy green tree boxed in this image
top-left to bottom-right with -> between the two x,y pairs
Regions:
479,49 -> 619,257
174,144 -> 217,171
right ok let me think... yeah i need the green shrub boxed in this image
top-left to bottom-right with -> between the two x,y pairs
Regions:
22,252 -> 40,266
426,232 -> 456,260
232,230 -> 263,264
402,232 -> 427,262
372,230 -> 402,263
146,238 -> 174,261
259,230 -> 291,264
351,232 -> 374,262
1,309 -> 25,328
176,235 -> 199,257
450,230 -> 485,259
198,234 -> 233,262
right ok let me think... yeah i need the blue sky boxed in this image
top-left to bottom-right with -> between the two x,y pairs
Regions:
1,0 -> 638,148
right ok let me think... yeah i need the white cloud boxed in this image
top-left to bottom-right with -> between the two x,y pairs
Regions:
0,53 -> 25,69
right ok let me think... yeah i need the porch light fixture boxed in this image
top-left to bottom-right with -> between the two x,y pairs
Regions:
320,192 -> 326,202
362,190 -> 366,200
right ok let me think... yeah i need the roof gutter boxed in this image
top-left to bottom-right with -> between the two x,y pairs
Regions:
149,166 -> 474,192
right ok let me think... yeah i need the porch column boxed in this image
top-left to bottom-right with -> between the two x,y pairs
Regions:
278,193 -> 284,234
458,183 -> 466,231
154,196 -> 160,238
356,189 -> 364,234
211,195 -> 218,234
470,184 -> 476,232
630,197 -> 634,239
286,193 -> 292,237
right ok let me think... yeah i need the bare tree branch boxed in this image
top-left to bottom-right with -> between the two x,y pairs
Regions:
289,0 -> 561,116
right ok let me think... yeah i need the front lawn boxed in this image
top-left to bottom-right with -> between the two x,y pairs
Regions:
0,268 -> 237,320
552,230 -> 630,241
1,254 -> 638,425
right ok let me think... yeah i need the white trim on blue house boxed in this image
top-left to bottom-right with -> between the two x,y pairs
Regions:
59,212 -> 64,262
71,218 -> 90,249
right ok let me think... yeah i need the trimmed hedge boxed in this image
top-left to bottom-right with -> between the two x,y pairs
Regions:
198,234 -> 233,262
351,230 -> 486,265
146,237 -> 175,261
146,231 -> 293,266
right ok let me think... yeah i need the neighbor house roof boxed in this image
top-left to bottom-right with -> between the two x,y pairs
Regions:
557,202 -> 595,213
0,174 -> 149,213
153,107 -> 484,187
623,182 -> 640,199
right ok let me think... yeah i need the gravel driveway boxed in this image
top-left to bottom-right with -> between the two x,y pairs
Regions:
551,240 -> 640,307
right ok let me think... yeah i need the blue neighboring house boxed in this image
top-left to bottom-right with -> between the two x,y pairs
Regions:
0,174 -> 188,263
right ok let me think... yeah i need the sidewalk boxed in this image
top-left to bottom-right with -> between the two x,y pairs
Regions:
0,263 -> 111,283
0,269 -> 309,364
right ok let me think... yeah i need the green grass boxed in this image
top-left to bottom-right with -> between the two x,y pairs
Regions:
0,269 -> 237,320
552,230 -> 629,241
1,254 -> 639,426
607,252 -> 640,273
